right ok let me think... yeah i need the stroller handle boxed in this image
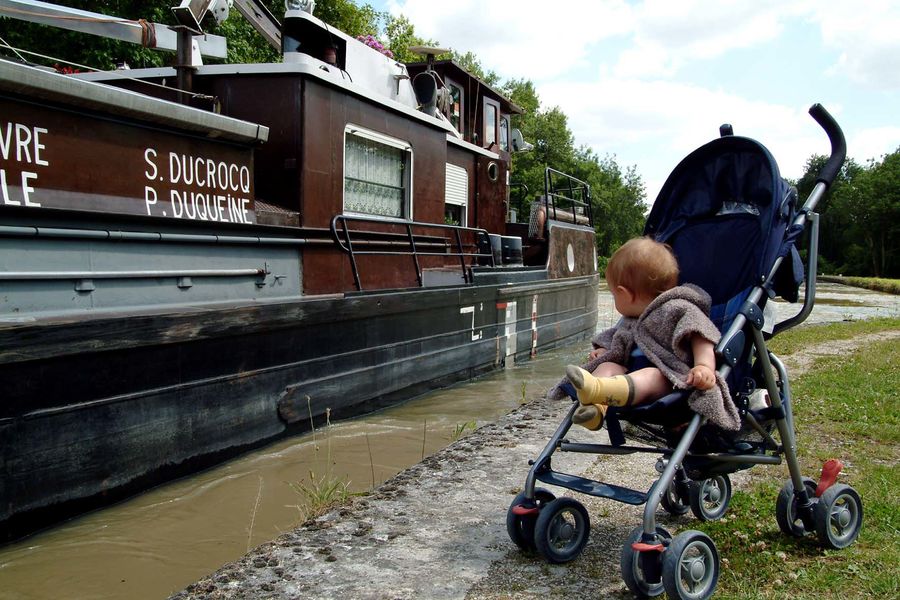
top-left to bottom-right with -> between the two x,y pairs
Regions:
808,103 -> 846,189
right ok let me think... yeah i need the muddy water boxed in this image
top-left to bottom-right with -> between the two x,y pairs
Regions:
1,282 -> 895,600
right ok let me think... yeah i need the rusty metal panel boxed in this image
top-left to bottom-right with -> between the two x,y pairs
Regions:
546,223 -> 597,279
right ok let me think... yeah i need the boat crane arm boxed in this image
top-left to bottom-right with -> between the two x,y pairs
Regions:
0,0 -> 227,58
232,0 -> 282,51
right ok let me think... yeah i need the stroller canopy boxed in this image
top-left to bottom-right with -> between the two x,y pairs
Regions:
644,135 -> 803,324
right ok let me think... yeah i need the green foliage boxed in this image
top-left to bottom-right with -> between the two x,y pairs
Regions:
818,276 -> 900,295
383,14 -> 438,63
766,317 -> 899,361
315,0 -> 381,39
451,50 -> 499,87
571,146 -> 645,258
797,148 -> 899,278
503,78 -> 539,115
289,470 -> 353,523
289,399 -> 355,523
449,420 -> 477,441
215,2 -> 281,64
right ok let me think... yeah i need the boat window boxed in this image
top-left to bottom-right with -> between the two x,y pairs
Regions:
445,163 -> 468,226
499,115 -> 510,152
483,99 -> 499,147
447,80 -> 464,135
344,127 -> 412,219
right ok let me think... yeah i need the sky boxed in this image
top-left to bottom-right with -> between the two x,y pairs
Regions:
372,0 -> 900,203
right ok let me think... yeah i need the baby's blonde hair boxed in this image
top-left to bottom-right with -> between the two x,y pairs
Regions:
605,237 -> 679,299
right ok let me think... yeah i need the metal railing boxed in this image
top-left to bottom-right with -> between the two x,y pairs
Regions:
331,215 -> 493,291
543,168 -> 593,228
508,182 -> 529,223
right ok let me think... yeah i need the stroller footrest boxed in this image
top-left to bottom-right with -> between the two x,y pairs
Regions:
535,470 -> 648,505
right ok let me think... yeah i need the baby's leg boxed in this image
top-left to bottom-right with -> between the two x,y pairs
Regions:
593,362 -> 627,377
566,365 -> 672,408
626,367 -> 673,406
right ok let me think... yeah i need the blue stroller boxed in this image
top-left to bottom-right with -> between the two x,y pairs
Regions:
506,105 -> 862,599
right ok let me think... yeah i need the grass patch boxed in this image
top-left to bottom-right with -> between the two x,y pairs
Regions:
289,403 -> 357,523
810,297 -> 874,307
766,317 -> 899,356
450,420 -> 477,441
819,275 -> 900,295
290,472 -> 353,523
693,321 -> 900,599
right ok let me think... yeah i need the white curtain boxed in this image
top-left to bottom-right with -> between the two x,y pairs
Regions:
344,134 -> 406,218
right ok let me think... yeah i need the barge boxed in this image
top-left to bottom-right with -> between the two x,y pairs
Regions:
0,0 -> 599,540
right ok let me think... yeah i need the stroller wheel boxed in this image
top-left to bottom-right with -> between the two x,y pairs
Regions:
775,477 -> 817,537
661,480 -> 691,516
533,497 -> 590,563
814,483 -> 863,549
688,475 -> 732,521
506,488 -> 555,551
620,526 -> 671,599
662,530 -> 720,600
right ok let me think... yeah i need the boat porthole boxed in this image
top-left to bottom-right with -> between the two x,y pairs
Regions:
487,161 -> 499,181
566,243 -> 576,272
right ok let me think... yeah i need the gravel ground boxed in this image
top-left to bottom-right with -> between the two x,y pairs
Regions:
172,285 -> 898,600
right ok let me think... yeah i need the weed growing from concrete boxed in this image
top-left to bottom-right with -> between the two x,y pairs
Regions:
450,420 -> 477,440
290,400 -> 353,522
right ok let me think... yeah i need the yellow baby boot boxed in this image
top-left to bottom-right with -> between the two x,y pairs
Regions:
565,366 -> 634,407
572,403 -> 607,430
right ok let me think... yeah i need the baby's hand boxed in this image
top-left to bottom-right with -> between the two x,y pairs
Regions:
588,347 -> 606,360
686,365 -> 716,390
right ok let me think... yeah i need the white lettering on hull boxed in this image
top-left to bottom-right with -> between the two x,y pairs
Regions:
460,304 -> 484,341
0,122 -> 49,207
144,148 -> 252,223
0,119 -> 254,223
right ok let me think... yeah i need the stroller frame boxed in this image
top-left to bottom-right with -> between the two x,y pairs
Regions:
508,105 -> 862,599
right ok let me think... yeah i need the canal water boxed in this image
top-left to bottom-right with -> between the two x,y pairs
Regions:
0,283 -> 895,599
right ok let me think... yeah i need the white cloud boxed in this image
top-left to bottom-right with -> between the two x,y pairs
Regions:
387,0 -> 634,80
614,0 -> 794,78
386,1 -> 900,90
537,78 -> 832,199
849,127 -> 900,164
388,0 -> 808,81
811,0 -> 900,89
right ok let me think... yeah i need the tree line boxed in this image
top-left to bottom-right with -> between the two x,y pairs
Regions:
3,1 -> 895,276
796,150 -> 898,278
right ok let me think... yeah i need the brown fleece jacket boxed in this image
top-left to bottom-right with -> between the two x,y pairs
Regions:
550,284 -> 740,430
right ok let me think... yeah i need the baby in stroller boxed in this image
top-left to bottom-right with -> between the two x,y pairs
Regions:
507,105 -> 862,600
564,237 -> 738,433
